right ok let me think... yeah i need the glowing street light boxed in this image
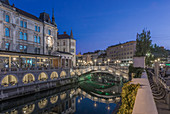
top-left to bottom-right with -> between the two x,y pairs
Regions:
104,61 -> 107,66
94,59 -> 97,66
107,59 -> 110,66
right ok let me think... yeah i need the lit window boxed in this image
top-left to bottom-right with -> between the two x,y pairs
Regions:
5,43 -> 10,50
20,21 -> 23,27
37,36 -> 40,43
35,26 -> 37,31
24,22 -> 27,28
5,28 -> 10,37
34,36 -> 37,43
38,27 -> 40,32
20,45 -> 23,50
48,30 -> 51,35
5,15 -> 9,23
20,32 -> 23,40
24,46 -> 27,52
24,33 -> 27,40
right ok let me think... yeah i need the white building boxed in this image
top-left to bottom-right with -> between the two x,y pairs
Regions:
57,31 -> 76,66
0,0 -> 76,66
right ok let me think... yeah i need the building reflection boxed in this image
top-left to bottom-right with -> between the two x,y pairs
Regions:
0,83 -> 121,114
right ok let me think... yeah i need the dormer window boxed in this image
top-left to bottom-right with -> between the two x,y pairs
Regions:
5,15 -> 9,23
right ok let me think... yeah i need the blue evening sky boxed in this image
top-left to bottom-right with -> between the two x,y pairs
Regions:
10,0 -> 170,54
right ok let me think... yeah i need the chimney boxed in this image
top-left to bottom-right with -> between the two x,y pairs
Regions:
64,31 -> 66,34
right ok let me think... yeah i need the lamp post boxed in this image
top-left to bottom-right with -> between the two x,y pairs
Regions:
104,61 -> 107,66
108,59 -> 110,66
94,59 -> 97,66
99,63 -> 101,69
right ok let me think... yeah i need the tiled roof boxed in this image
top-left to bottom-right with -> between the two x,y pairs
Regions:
57,34 -> 71,39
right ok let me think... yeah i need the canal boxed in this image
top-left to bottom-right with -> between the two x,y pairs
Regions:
0,72 -> 125,114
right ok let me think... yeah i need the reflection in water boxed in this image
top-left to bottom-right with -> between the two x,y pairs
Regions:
0,73 -> 123,114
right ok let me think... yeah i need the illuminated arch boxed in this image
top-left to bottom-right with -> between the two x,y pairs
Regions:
1,75 -> 17,87
23,73 -> 35,84
60,92 -> 66,100
38,72 -> 48,81
70,72 -> 75,76
22,104 -> 35,114
50,72 -> 58,80
38,98 -> 48,109
50,95 -> 58,104
60,71 -> 66,78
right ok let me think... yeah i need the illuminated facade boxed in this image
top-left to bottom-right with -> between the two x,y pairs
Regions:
0,0 -> 76,66
106,41 -> 136,65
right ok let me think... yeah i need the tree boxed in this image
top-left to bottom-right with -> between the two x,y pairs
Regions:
135,29 -> 152,56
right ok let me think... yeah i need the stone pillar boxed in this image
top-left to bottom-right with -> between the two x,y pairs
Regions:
58,57 -> 60,68
19,55 -> 21,70
35,57 -> 37,68
48,58 -> 50,68
9,56 -> 11,68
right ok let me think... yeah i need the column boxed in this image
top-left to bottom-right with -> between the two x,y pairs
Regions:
58,57 -> 60,68
9,56 -> 11,68
61,58 -> 63,68
19,55 -> 21,70
35,57 -> 37,69
48,58 -> 50,68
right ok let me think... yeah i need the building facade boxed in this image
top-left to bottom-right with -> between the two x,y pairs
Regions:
0,0 -> 76,67
106,41 -> 136,66
57,31 -> 76,66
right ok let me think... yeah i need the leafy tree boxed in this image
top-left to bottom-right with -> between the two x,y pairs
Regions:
135,29 -> 152,56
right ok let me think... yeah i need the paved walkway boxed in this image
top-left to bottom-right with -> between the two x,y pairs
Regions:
132,72 -> 158,114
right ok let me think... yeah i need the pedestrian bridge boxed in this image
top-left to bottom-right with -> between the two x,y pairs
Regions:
70,66 -> 129,79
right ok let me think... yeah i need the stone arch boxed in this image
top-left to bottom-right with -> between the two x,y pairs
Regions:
70,72 -> 75,76
23,73 -> 35,84
1,75 -> 18,87
38,72 -> 48,81
50,95 -> 58,104
22,104 -> 35,114
38,98 -> 48,109
60,71 -> 67,78
60,92 -> 67,100
50,72 -> 58,80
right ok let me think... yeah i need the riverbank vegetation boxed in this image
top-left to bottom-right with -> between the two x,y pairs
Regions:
118,82 -> 140,114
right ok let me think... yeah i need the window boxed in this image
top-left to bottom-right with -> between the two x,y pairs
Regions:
5,28 -> 10,37
71,49 -> 74,53
20,32 -> 23,40
35,26 -> 37,31
24,46 -> 27,52
20,45 -> 23,50
5,15 -> 9,23
63,42 -> 65,46
37,48 -> 40,54
48,30 -> 51,35
34,36 -> 37,43
24,22 -> 27,28
63,48 -> 65,52
20,21 -> 23,27
35,48 -> 40,54
24,33 -> 27,40
5,43 -> 10,50
37,36 -> 40,43
38,27 -> 40,32
57,42 -> 59,46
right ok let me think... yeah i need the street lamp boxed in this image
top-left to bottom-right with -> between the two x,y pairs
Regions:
94,59 -> 97,66
108,59 -> 110,66
104,61 -> 107,66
